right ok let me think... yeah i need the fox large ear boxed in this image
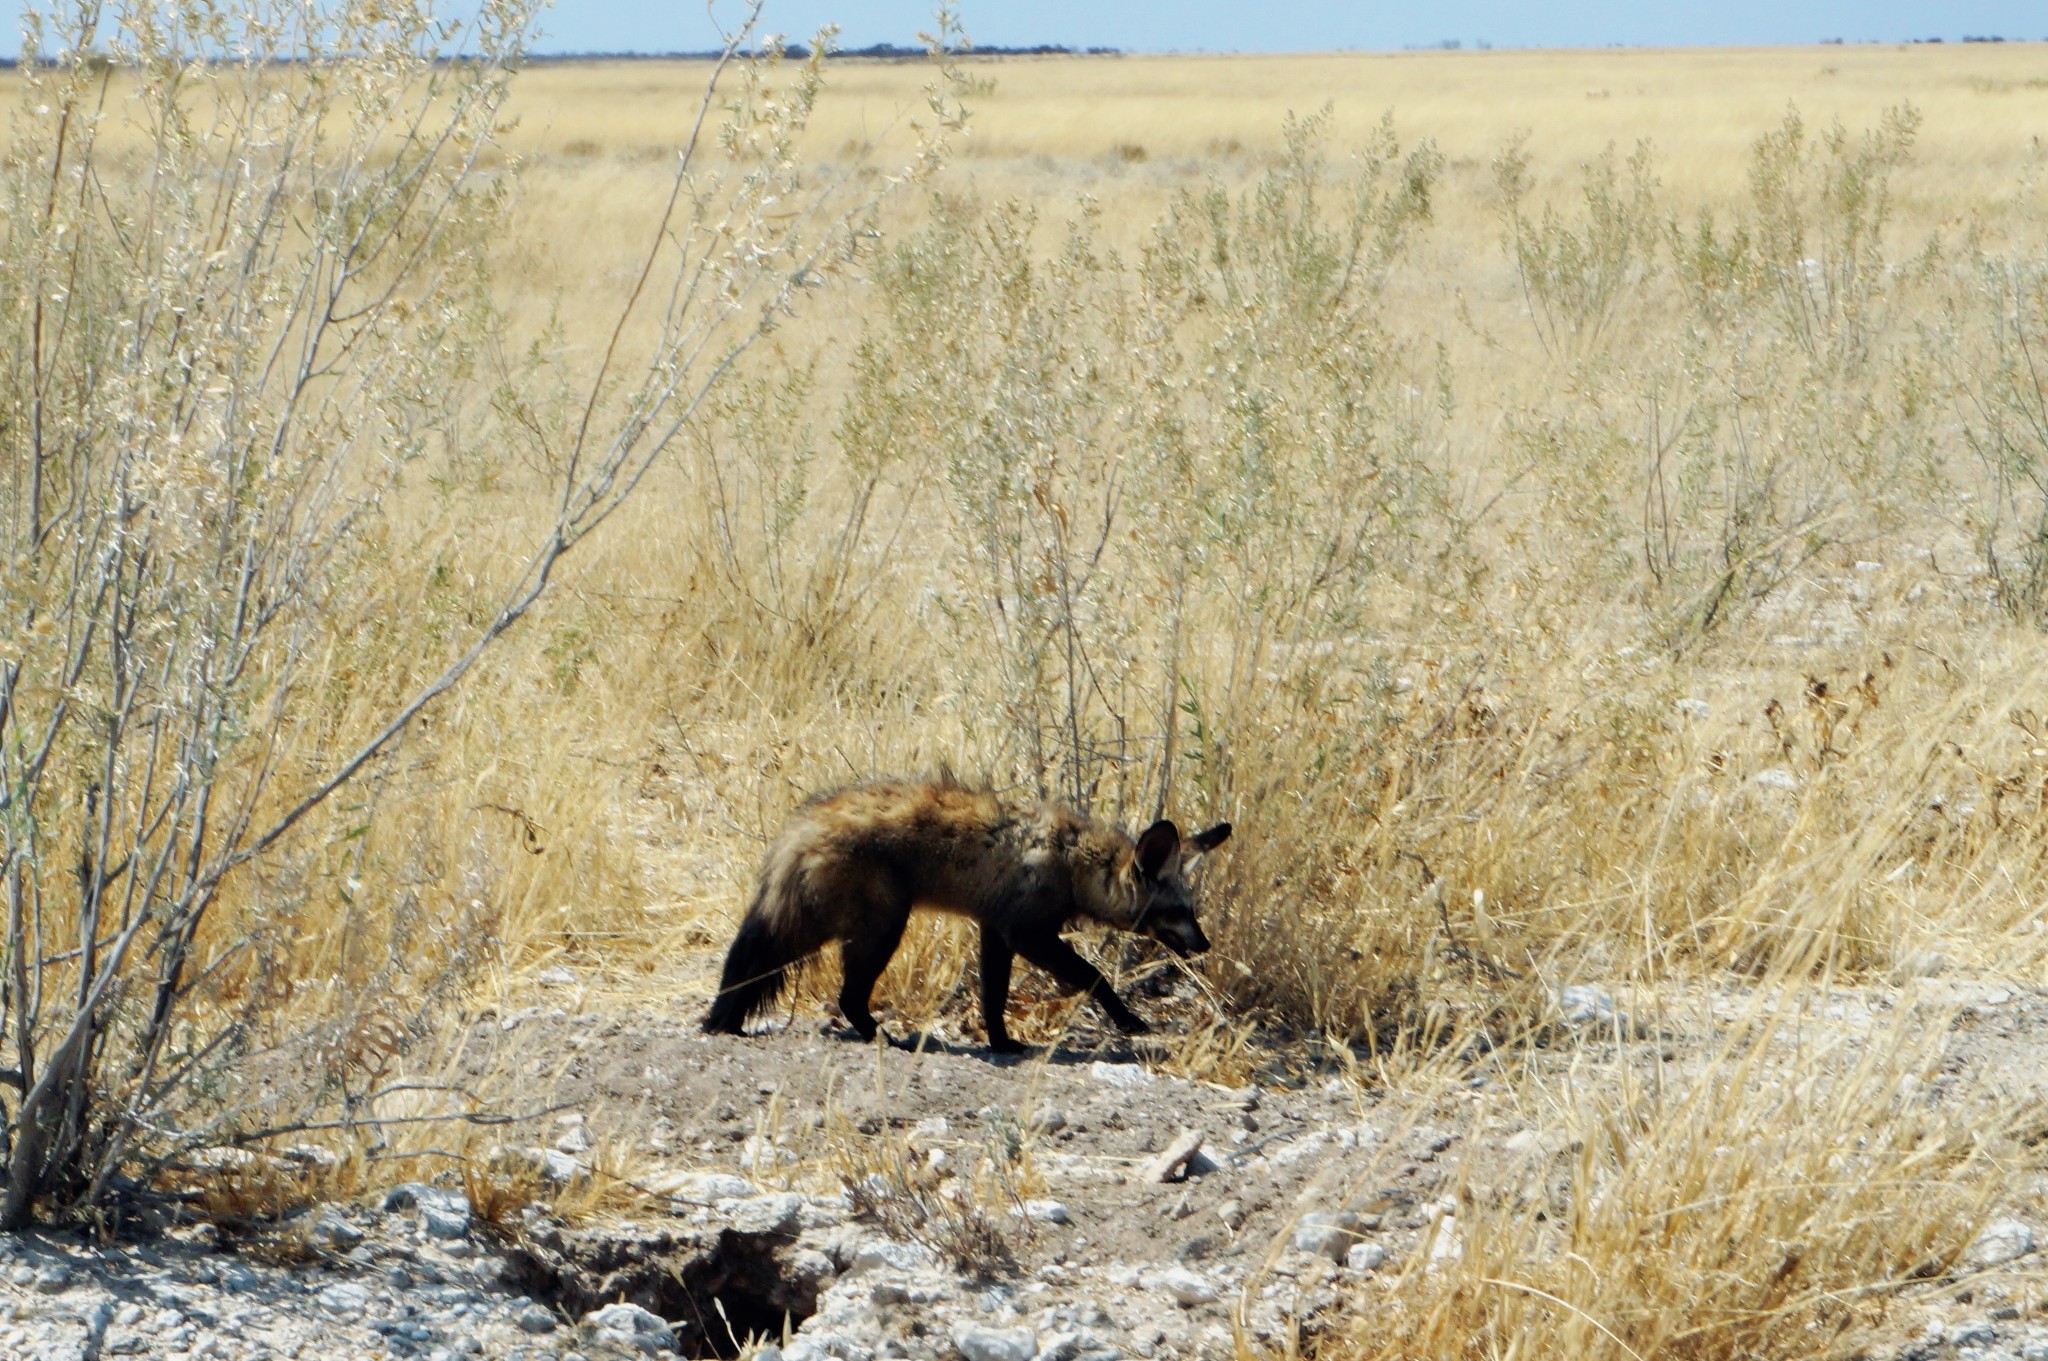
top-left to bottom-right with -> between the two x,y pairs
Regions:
1188,822 -> 1232,854
1134,819 -> 1181,879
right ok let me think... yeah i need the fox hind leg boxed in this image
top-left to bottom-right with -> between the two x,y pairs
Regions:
978,930 -> 1024,1054
835,889 -> 910,1042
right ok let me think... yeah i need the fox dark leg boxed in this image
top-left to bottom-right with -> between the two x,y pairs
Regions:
1014,930 -> 1151,1037
835,900 -> 909,1042
978,930 -> 1024,1055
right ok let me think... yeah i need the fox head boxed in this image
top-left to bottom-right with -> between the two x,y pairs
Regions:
1112,817 -> 1232,957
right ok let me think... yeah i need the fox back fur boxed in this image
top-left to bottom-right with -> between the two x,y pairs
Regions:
701,778 -> 1232,1052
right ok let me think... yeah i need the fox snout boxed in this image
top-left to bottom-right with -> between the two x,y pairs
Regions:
1152,916 -> 1211,958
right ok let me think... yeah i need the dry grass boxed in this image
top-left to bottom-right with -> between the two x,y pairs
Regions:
12,33 -> 2048,1353
274,52 -> 2029,1354
1343,1005 -> 2006,1360
456,46 -> 2048,1359
500,45 -> 2048,199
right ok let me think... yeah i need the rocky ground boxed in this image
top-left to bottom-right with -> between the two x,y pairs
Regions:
7,976 -> 2048,1360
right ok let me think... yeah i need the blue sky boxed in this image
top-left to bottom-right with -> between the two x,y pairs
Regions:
523,2 -> 2047,54
1,2 -> 2043,56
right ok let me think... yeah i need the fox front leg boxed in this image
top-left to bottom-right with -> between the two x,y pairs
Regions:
1013,930 -> 1152,1037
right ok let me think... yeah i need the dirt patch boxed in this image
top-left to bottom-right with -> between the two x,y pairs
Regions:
471,1009 -> 1466,1277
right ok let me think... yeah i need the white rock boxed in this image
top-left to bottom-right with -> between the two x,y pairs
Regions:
216,1261 -> 262,1291
1030,1108 -> 1068,1133
1016,1199 -> 1071,1225
1675,697 -> 1711,719
1088,1061 -> 1153,1090
1966,1218 -> 2037,1267
1503,1129 -> 1545,1155
1156,1265 -> 1218,1306
1557,984 -> 1627,1031
515,1303 -> 557,1334
668,1171 -> 759,1204
317,1282 -> 371,1317
1430,1217 -> 1464,1261
1346,1241 -> 1388,1272
953,1322 -> 1038,1361
1268,1131 -> 1331,1167
536,965 -> 576,987
585,1302 -> 672,1353
846,1240 -> 937,1277
423,1200 -> 473,1240
868,1277 -> 946,1309
1751,768 -> 1801,792
282,1143 -> 341,1169
728,1192 -> 804,1236
587,1302 -> 670,1335
536,1148 -> 587,1185
386,1183 -> 472,1238
773,1246 -> 837,1297
1291,1211 -> 1363,1261
310,1205 -> 365,1247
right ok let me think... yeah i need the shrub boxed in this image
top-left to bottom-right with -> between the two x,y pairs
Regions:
0,0 -> 956,1227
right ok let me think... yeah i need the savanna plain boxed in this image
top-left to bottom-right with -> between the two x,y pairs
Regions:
12,14 -> 2048,1359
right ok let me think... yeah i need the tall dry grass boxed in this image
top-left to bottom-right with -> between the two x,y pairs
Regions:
490,55 -> 2048,1044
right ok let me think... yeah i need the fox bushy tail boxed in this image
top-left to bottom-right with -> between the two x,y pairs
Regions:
703,888 -> 806,1034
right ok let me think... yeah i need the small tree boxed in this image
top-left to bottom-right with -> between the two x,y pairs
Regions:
0,0 -> 957,1227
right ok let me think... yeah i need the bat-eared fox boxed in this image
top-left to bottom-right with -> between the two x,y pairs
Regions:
702,778 -> 1232,1052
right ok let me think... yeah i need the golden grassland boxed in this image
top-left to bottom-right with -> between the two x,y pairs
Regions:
467,41 -> 2048,994
431,46 -> 2048,1356
16,37 -> 2048,1354
214,49 -> 2028,1354
506,43 -> 2048,180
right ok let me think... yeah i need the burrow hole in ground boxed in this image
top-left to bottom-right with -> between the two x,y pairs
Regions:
505,1228 -> 815,1358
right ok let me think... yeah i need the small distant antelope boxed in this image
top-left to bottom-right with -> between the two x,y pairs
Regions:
702,778 -> 1232,1052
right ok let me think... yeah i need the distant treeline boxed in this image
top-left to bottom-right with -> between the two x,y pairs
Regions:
519,42 -> 1121,63
17,38 -> 2048,70
0,43 -> 1122,71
